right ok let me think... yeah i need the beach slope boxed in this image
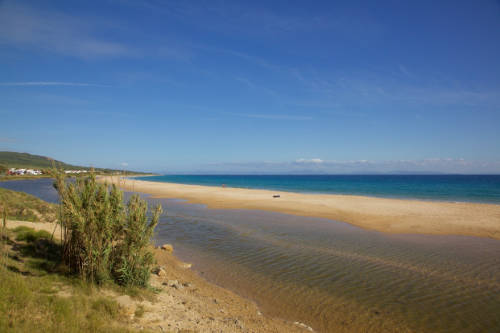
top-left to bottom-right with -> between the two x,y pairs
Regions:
100,176 -> 500,240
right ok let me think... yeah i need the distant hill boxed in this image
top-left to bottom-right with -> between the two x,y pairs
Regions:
0,152 -> 81,170
0,151 -> 146,174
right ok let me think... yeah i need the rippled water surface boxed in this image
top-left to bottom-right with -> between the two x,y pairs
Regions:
3,179 -> 500,332
149,197 -> 500,333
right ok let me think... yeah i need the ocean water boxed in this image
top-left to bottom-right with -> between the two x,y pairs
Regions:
135,174 -> 500,204
3,179 -> 500,332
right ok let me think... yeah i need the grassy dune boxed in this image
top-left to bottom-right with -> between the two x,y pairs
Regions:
0,187 -> 57,222
0,226 -> 142,332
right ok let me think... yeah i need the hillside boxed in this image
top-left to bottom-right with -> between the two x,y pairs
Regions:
0,151 -> 146,174
0,151 -> 83,170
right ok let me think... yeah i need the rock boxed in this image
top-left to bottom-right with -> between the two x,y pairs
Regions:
165,279 -> 182,289
152,266 -> 167,277
178,262 -> 192,269
161,244 -> 173,252
234,319 -> 244,329
294,321 -> 314,331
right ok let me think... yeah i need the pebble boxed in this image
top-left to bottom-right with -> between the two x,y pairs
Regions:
160,244 -> 174,252
294,321 -> 314,331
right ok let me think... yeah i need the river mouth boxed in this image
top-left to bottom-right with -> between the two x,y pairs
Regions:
2,179 -> 500,332
144,196 -> 500,333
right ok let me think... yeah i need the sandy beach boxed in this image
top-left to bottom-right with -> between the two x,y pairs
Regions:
100,176 -> 500,240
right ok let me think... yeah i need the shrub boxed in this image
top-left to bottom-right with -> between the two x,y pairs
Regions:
53,170 -> 162,286
14,227 -> 52,242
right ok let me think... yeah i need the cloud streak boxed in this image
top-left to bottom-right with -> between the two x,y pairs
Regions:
0,82 -> 109,87
180,158 -> 500,174
296,158 -> 324,164
0,2 -> 133,59
0,137 -> 17,143
225,112 -> 312,121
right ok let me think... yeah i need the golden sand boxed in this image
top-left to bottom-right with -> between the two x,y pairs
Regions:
100,176 -> 500,240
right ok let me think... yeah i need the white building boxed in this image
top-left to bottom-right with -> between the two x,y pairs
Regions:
8,168 -> 43,175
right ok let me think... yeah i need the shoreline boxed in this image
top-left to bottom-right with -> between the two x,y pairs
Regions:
130,175 -> 500,205
4,220 -> 305,332
100,176 -> 500,240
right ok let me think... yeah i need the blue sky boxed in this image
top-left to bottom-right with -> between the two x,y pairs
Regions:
1,0 -> 500,173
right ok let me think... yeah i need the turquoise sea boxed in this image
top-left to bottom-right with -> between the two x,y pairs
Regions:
135,174 -> 500,204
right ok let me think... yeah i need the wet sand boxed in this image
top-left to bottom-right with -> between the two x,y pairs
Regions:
100,176 -> 500,240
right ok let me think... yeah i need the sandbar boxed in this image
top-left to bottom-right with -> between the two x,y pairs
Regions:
99,176 -> 500,240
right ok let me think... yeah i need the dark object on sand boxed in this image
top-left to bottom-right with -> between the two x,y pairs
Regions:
273,194 -> 280,198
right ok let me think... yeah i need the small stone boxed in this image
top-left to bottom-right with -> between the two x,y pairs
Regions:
153,266 -> 167,277
161,244 -> 173,252
178,262 -> 192,269
294,321 -> 314,331
167,279 -> 179,287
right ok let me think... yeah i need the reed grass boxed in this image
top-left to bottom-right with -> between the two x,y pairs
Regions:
53,169 -> 162,286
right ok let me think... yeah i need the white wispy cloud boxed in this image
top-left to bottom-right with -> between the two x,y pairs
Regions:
225,112 -> 312,121
0,82 -> 109,87
235,77 -> 279,98
182,158 -> 500,174
0,2 -> 133,59
0,137 -> 17,143
296,158 -> 324,163
290,67 -> 500,110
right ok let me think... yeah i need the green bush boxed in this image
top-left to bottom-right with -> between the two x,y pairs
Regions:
53,170 -> 162,286
14,226 -> 52,242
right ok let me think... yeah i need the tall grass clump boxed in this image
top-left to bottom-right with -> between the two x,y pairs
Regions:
53,170 -> 162,286
1,205 -> 6,266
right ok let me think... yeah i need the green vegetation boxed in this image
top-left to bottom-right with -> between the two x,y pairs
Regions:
0,151 -> 76,170
0,151 -> 149,175
0,187 -> 57,222
14,226 -> 53,242
0,227 -> 136,332
54,170 -> 162,286
0,169 -> 163,332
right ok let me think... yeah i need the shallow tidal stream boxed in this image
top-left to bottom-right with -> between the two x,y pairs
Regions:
149,196 -> 500,333
2,179 -> 500,332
